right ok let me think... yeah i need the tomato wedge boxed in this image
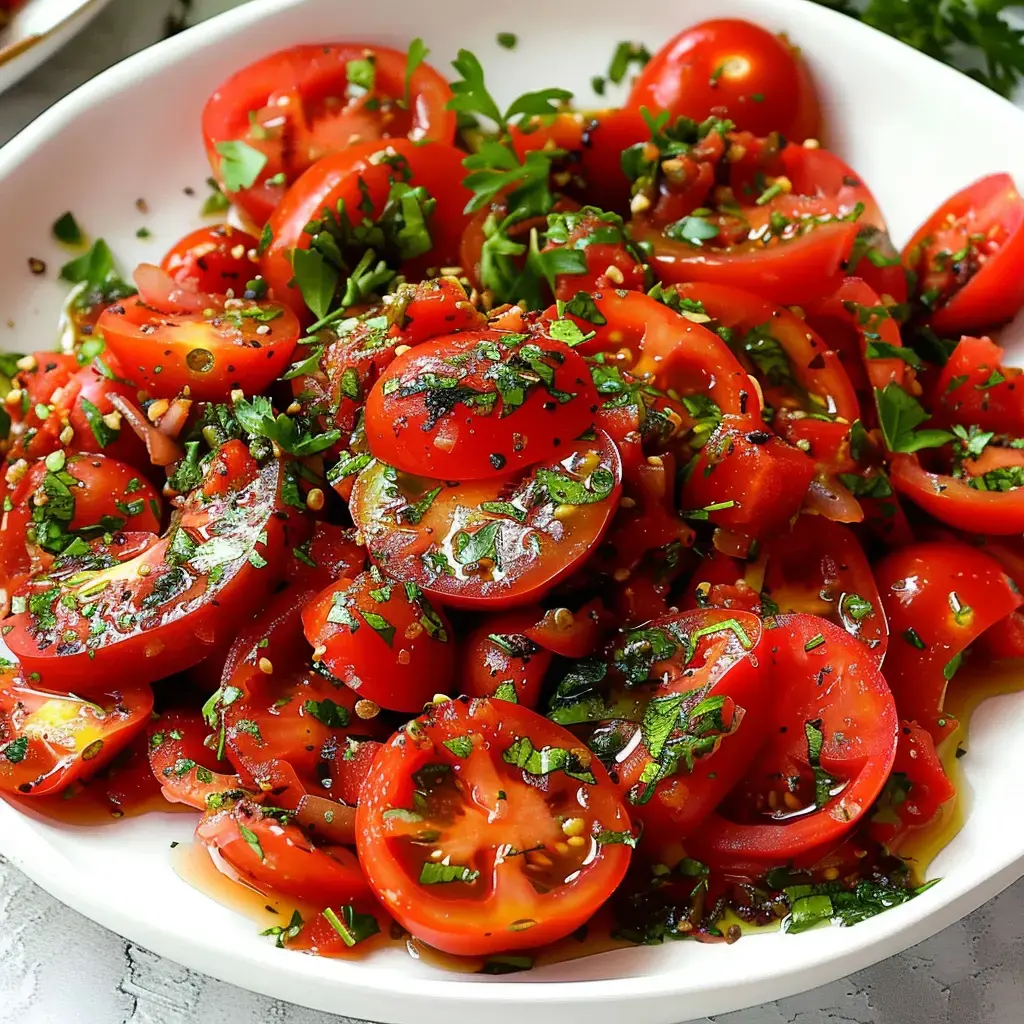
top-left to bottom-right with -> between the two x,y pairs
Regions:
0,673 -> 153,797
932,335 -> 1024,435
6,442 -> 290,692
350,431 -> 622,608
149,709 -> 244,810
873,541 -> 1022,743
356,696 -> 633,956
202,43 -> 456,225
694,614 -> 898,863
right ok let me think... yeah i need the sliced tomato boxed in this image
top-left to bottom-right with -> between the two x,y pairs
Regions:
356,696 -> 632,956
628,19 -> 821,142
0,674 -> 153,797
6,442 -> 291,692
970,535 -> 1024,660
459,607 -> 554,709
301,569 -> 455,713
148,709 -> 243,810
365,328 -> 600,480
285,521 -> 366,593
868,720 -> 957,856
902,173 -> 1024,334
693,614 -> 898,863
350,431 -> 622,608
261,139 -> 472,316
160,225 -> 261,295
202,43 -> 456,225
932,335 -> 1024,434
873,541 -> 1022,743
197,798 -> 368,907
330,737 -> 383,806
97,295 -> 299,402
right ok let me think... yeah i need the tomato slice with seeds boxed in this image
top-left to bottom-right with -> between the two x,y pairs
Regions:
694,614 -> 898,864
97,294 -> 300,402
350,431 -> 622,608
931,335 -> 1024,435
0,673 -> 153,797
356,696 -> 633,956
5,442 -> 290,692
197,798 -> 369,908
202,43 -> 456,225
873,541 -> 1022,743
301,569 -> 456,713
160,225 -> 261,295
365,328 -> 600,480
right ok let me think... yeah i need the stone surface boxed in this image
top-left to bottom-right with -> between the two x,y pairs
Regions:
1,1 -> 1023,1021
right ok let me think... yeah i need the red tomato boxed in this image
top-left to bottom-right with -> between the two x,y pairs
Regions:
301,569 -> 455,712
261,139 -> 472,316
890,452 -> 1024,536
197,799 -> 368,907
0,674 -> 153,797
902,174 -> 1024,334
459,607 -> 554,709
202,43 -> 456,225
285,521 -> 366,593
932,335 -> 1024,435
970,536 -> 1024,660
526,598 -> 607,658
330,738 -> 382,806
219,586 -> 377,805
868,721 -> 956,856
694,614 -> 898,862
97,296 -> 299,402
351,431 -> 622,608
629,20 -> 821,142
874,541 -> 1022,742
589,610 -> 769,846
148,709 -> 243,810
365,329 -> 600,480
356,696 -> 633,956
510,109 -> 650,213
160,225 -> 261,295
6,442 -> 290,692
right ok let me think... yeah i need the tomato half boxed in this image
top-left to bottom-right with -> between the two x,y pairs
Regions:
97,295 -> 300,402
0,673 -> 153,797
161,225 -> 261,295
261,139 -> 472,316
6,442 -> 290,692
365,328 -> 600,480
694,614 -> 898,863
350,431 -> 622,608
628,19 -> 821,142
356,696 -> 633,956
873,541 -> 1022,742
301,569 -> 455,712
932,335 -> 1024,435
197,798 -> 368,907
902,173 -> 1024,334
202,43 -> 456,225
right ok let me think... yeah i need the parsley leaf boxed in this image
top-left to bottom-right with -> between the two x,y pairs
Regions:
875,383 -> 955,454
215,140 -> 268,191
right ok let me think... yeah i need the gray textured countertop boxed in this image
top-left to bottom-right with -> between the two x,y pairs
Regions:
1,2 -> 1022,1021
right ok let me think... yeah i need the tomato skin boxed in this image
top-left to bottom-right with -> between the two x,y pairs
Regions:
874,541 -> 1022,742
932,335 -> 1024,434
629,19 -> 821,142
301,570 -> 455,712
197,799 -> 368,907
868,721 -> 956,856
459,607 -> 553,708
6,442 -> 290,692
365,329 -> 600,481
969,536 -> 1024,660
0,675 -> 153,797
160,225 -> 261,295
351,432 -> 622,609
261,139 -> 472,317
97,296 -> 299,402
694,614 -> 898,863
202,43 -> 456,225
890,453 -> 1024,536
330,738 -> 382,806
148,709 -> 243,810
356,696 -> 632,956
601,610 -> 769,845
902,174 -> 1024,334
285,521 -> 366,593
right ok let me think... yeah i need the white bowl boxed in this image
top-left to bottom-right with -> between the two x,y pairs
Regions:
2,0 -> 1024,1020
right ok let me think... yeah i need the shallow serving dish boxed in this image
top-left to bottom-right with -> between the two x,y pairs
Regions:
1,0 -> 1024,1019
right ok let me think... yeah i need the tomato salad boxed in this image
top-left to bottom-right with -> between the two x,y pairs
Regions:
2,18 -> 1023,967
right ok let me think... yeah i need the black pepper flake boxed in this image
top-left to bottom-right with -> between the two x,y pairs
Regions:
28,258 -> 46,275
746,430 -> 771,445
489,453 -> 507,470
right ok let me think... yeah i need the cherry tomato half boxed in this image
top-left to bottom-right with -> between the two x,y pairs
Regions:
356,696 -> 633,956
160,225 -> 261,295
